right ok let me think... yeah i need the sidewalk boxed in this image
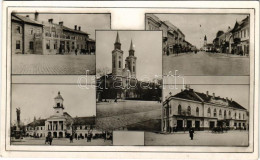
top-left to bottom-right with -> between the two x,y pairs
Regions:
164,52 -> 194,57
206,52 -> 249,58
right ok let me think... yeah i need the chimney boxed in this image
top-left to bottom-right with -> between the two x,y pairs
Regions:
226,97 -> 228,101
206,91 -> 209,97
78,26 -> 81,31
34,12 -> 39,21
26,15 -> 29,18
59,21 -> 63,26
74,25 -> 77,30
213,93 -> 215,98
230,98 -> 233,102
48,19 -> 53,24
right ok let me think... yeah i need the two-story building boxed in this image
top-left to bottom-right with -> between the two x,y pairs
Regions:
162,87 -> 248,132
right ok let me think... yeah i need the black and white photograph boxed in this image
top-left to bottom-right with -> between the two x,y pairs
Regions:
11,12 -> 111,75
145,84 -> 249,146
146,13 -> 250,76
11,84 -> 112,146
95,31 -> 163,133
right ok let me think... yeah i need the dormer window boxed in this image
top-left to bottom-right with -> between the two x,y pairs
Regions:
57,103 -> 60,107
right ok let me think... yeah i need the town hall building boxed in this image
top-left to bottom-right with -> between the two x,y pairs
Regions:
162,86 -> 248,132
26,92 -> 96,138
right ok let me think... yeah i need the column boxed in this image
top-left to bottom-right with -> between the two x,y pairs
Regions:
58,121 -> 59,130
51,121 -> 53,131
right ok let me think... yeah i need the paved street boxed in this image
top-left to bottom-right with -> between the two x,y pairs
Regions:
12,54 -> 96,75
163,51 -> 249,76
96,100 -> 161,130
11,137 -> 112,146
145,130 -> 249,146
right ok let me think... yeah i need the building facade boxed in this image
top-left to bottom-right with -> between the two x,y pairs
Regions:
162,87 -> 248,132
25,92 -> 96,138
12,12 -> 95,55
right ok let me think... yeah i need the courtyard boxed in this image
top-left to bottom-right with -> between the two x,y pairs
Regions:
163,51 -> 250,76
11,137 -> 112,146
96,100 -> 162,131
145,130 -> 249,146
12,54 -> 96,75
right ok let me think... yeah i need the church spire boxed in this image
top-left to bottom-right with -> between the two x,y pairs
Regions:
204,35 -> 207,41
115,31 -> 120,44
129,39 -> 134,51
114,31 -> 121,50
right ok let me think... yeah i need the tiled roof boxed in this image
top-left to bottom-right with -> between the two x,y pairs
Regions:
171,89 -> 246,110
12,14 -> 43,26
27,119 -> 46,127
62,25 -> 89,35
73,116 -> 95,125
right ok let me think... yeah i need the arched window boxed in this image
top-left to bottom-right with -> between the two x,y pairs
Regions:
243,114 -> 245,120
224,110 -> 227,118
119,61 -> 121,68
219,109 -> 222,116
196,107 -> 199,116
207,108 -> 211,117
187,106 -> 191,115
235,112 -> 237,119
239,113 -> 241,119
229,111 -> 231,116
178,105 -> 182,115
133,66 -> 135,72
214,108 -> 217,117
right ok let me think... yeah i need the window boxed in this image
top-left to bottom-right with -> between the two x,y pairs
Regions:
72,42 -> 75,50
16,26 -> 21,34
196,107 -> 199,116
234,112 -> 237,119
169,105 -> 171,115
239,113 -> 241,119
54,41 -> 57,49
214,108 -> 217,117
30,28 -> 33,35
224,110 -> 227,118
29,41 -> 33,50
207,108 -> 211,117
243,114 -> 245,120
16,40 -> 21,49
46,40 -> 50,49
187,106 -> 191,115
119,61 -> 121,68
133,66 -> 135,72
178,105 -> 182,114
229,111 -> 231,116
219,109 -> 222,116
80,126 -> 82,129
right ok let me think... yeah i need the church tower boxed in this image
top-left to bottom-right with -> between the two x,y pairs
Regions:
204,35 -> 207,47
53,91 -> 64,116
112,32 -> 124,76
125,40 -> 137,78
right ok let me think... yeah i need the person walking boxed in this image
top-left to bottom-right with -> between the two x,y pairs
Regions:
49,135 -> 53,145
70,135 -> 73,143
45,135 -> 49,144
75,49 -> 78,56
189,128 -> 194,140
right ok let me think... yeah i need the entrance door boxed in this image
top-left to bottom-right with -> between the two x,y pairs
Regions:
187,120 -> 192,129
59,132 -> 63,138
209,121 -> 215,129
60,41 -> 65,54
177,120 -> 183,131
53,132 -> 57,138
195,121 -> 200,130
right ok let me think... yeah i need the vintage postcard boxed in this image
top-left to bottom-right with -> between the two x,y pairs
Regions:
1,1 -> 259,160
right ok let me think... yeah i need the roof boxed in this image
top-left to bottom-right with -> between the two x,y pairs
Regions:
146,14 -> 161,23
62,25 -> 89,36
231,16 -> 249,33
168,88 -> 246,110
164,21 -> 178,31
129,40 -> 134,51
27,119 -> 46,127
115,31 -> 120,43
12,14 -> 43,26
73,116 -> 95,125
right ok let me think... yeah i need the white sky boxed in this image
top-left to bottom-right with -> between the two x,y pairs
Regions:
96,31 -> 162,80
163,85 -> 249,110
155,14 -> 249,48
11,84 -> 96,125
19,13 -> 111,39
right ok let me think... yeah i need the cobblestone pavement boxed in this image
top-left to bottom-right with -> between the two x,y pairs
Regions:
12,54 -> 96,75
145,130 -> 249,146
163,51 -> 249,76
11,137 -> 112,146
96,100 -> 161,130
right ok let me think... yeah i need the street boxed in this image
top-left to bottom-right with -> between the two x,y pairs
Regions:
96,100 -> 161,130
163,51 -> 249,76
11,137 -> 112,146
12,54 -> 96,75
145,130 -> 249,146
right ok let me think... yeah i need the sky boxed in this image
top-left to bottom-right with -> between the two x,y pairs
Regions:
11,84 -> 96,125
155,14 -> 249,48
163,85 -> 249,110
19,13 -> 111,39
96,31 -> 162,80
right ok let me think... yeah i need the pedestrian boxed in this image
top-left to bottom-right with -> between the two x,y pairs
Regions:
75,49 -> 78,55
49,135 -> 53,145
189,128 -> 194,140
45,135 -> 49,144
114,97 -> 117,103
70,135 -> 73,143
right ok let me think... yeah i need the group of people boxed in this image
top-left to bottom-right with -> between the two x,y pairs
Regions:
45,135 -> 53,145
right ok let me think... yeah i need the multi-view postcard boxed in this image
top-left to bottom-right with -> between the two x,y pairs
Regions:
1,2 -> 258,160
